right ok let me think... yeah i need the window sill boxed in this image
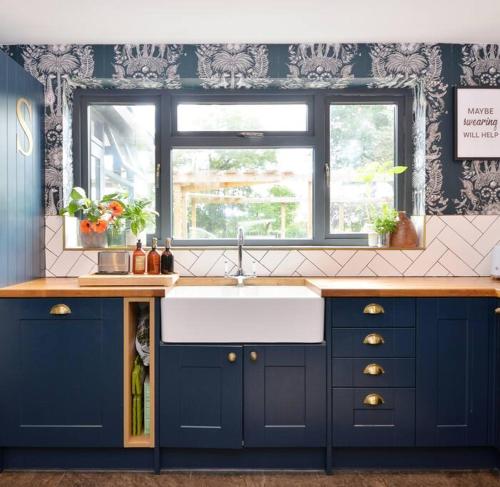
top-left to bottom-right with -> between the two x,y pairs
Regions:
62,244 -> 426,251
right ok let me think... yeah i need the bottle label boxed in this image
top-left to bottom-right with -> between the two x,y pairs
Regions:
135,255 -> 145,272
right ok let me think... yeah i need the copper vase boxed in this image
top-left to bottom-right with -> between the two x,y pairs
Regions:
389,211 -> 418,248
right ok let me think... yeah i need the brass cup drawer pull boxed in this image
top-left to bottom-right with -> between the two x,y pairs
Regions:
363,333 -> 385,346
227,352 -> 237,363
363,363 -> 385,376
363,393 -> 385,407
495,307 -> 500,315
363,303 -> 385,315
49,304 -> 72,316
249,351 -> 258,362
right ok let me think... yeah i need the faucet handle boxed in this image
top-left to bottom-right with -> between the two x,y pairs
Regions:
237,227 -> 244,244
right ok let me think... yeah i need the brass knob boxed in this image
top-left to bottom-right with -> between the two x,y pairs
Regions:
363,363 -> 385,376
227,352 -> 237,363
49,304 -> 71,316
363,333 -> 385,345
363,303 -> 385,315
249,351 -> 258,362
495,307 -> 500,315
363,393 -> 385,406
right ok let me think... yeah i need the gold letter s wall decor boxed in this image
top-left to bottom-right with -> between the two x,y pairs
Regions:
16,97 -> 33,156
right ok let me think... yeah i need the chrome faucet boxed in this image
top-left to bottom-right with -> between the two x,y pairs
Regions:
224,227 -> 256,286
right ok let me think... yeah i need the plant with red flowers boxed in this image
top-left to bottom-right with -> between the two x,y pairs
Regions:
60,187 -> 128,247
60,187 -> 158,248
61,187 -> 126,227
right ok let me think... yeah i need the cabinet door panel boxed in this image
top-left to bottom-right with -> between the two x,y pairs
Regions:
0,298 -> 123,447
160,345 -> 242,448
332,358 -> 415,387
244,345 -> 326,447
331,298 -> 415,328
332,328 -> 415,358
332,388 -> 415,447
416,298 -> 491,447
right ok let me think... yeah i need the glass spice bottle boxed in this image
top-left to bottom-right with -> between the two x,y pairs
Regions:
161,238 -> 174,274
147,237 -> 161,275
132,239 -> 146,275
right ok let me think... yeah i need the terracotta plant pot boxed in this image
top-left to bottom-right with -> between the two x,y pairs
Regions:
389,211 -> 418,248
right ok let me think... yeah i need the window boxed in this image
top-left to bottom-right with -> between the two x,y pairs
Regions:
171,148 -> 313,240
177,103 -> 308,132
328,102 -> 397,234
75,94 -> 159,235
74,90 -> 412,246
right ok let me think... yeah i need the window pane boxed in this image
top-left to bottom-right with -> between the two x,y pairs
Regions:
88,104 -> 156,230
329,104 -> 396,234
177,104 -> 308,132
171,148 -> 313,240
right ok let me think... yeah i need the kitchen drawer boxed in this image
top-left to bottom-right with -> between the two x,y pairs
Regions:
332,328 -> 415,357
332,388 -> 415,447
14,298 -> 106,320
330,298 -> 415,328
332,358 -> 415,387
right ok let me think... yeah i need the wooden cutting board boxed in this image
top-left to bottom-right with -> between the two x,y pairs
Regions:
78,273 -> 179,287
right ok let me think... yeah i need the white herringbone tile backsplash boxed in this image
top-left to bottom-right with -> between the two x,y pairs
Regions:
44,216 -> 500,278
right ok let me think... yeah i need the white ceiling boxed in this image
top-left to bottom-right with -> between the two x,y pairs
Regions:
1,0 -> 500,45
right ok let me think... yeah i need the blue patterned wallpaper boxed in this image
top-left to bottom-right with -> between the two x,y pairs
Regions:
1,43 -> 499,216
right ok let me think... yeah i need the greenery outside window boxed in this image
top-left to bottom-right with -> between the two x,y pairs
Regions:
73,89 -> 413,247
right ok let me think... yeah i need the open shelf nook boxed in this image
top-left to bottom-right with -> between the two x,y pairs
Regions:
123,297 -> 155,448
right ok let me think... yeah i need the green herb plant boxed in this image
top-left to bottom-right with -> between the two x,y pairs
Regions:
372,204 -> 399,235
123,199 -> 159,237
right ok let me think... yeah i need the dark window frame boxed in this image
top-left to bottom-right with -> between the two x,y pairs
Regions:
73,88 -> 414,247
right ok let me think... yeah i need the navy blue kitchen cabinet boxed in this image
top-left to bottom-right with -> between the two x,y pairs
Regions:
330,297 -> 416,448
496,301 -> 500,450
159,345 -> 243,448
0,298 -> 123,447
332,388 -> 415,447
331,298 -> 415,328
159,344 -> 326,448
244,344 -> 326,447
416,298 -> 492,447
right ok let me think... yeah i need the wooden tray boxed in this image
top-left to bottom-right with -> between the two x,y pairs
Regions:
78,273 -> 179,287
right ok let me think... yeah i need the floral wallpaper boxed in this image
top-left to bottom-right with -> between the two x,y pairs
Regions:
2,42 -> 500,216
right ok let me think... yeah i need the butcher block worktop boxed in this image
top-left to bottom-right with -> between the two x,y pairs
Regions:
0,276 -> 499,298
0,277 -> 168,297
305,276 -> 500,297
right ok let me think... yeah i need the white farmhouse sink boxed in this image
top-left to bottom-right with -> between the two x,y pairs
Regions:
161,286 -> 324,343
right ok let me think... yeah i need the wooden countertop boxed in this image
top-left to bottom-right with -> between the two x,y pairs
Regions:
305,277 -> 500,297
0,276 -> 498,298
0,278 -> 168,297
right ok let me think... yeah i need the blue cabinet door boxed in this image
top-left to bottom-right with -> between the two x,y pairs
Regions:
331,298 -> 415,328
332,388 -> 415,447
243,344 -> 326,447
0,298 -> 123,447
159,345 -> 243,448
416,298 -> 491,446
495,299 -> 500,450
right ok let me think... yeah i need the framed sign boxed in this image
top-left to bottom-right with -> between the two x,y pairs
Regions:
455,87 -> 500,160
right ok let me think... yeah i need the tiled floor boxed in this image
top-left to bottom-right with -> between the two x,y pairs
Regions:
0,471 -> 499,487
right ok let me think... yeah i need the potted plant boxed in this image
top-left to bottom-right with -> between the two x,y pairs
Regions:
60,187 -> 126,249
357,161 -> 408,247
122,199 -> 159,246
372,204 -> 399,248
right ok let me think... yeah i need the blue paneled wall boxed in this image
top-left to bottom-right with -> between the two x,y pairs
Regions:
0,51 -> 44,287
